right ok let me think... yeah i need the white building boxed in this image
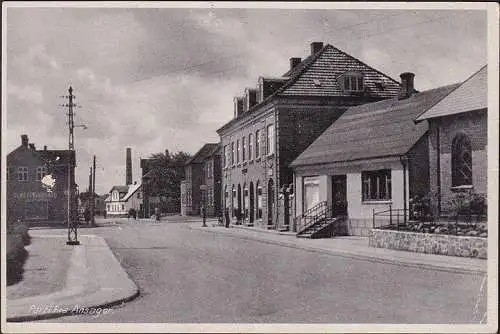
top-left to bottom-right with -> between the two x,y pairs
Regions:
105,182 -> 142,218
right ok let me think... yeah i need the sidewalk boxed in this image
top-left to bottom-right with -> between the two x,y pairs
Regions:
6,233 -> 139,322
188,222 -> 487,275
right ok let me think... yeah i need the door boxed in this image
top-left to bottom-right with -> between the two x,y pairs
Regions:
331,175 -> 347,216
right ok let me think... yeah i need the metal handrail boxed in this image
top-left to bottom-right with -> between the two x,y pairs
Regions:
373,206 -> 410,229
296,201 -> 331,234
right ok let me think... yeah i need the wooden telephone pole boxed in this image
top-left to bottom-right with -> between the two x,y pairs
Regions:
91,155 -> 96,227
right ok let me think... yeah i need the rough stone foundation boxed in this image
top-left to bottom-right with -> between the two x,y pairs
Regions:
369,229 -> 487,259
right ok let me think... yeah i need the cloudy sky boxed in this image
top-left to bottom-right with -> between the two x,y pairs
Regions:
3,3 -> 489,195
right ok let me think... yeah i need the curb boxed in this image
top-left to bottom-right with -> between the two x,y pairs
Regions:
7,235 -> 140,322
188,226 -> 486,275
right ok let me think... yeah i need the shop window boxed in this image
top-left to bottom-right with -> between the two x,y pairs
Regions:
303,176 -> 320,212
362,169 -> 392,201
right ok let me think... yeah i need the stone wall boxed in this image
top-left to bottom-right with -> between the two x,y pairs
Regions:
369,229 -> 487,259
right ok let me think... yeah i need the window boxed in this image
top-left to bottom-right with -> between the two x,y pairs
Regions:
362,169 -> 392,201
7,167 -> 12,181
18,167 -> 28,182
223,145 -> 227,168
137,191 -> 141,199
231,142 -> 235,165
107,204 -> 110,211
452,134 -> 472,187
342,72 -> 364,93
248,133 -> 254,160
255,130 -> 261,158
225,186 -> 229,208
208,161 -> 212,178
303,176 -> 320,212
256,182 -> 263,219
266,124 -> 275,155
232,185 -> 237,217
122,204 -> 125,211
36,166 -> 47,181
242,137 -> 246,162
236,139 -> 240,163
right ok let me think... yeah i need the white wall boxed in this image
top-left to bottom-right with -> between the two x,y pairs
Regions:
295,160 -> 410,221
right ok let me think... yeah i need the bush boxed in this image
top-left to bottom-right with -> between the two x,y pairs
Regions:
7,221 -> 31,286
449,192 -> 487,225
410,192 -> 437,222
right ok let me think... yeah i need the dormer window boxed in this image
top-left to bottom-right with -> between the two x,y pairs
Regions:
341,72 -> 364,93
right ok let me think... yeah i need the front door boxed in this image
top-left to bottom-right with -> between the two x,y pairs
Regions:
331,175 -> 347,217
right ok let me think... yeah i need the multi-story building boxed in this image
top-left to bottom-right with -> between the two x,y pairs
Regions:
216,41 -> 401,230
6,134 -> 77,224
182,143 -> 220,216
201,144 -> 222,217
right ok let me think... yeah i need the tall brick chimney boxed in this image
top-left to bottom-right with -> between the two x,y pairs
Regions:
126,147 -> 132,185
21,134 -> 28,147
310,42 -> 324,55
399,72 -> 416,99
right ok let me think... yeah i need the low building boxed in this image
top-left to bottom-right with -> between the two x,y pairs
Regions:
290,73 -> 460,236
105,182 -> 142,218
415,65 -> 487,216
7,134 -> 77,223
201,144 -> 222,217
182,143 -> 220,216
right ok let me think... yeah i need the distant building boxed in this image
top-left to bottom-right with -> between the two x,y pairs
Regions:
6,134 -> 77,223
415,65 -> 487,216
182,143 -> 220,216
105,148 -> 143,218
105,183 -> 142,218
217,41 -> 401,230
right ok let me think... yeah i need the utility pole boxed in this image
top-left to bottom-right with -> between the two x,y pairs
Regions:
64,86 -> 80,245
91,155 -> 96,227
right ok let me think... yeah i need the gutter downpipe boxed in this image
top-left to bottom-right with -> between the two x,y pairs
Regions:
400,155 -> 408,224
436,123 -> 441,215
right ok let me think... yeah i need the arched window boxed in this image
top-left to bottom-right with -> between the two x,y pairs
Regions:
452,133 -> 472,187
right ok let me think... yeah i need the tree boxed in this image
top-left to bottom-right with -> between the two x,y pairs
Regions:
145,150 -> 192,213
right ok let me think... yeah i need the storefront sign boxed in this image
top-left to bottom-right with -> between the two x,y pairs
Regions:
13,192 -> 58,201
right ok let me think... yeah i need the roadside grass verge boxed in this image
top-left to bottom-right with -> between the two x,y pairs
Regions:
7,221 -> 31,286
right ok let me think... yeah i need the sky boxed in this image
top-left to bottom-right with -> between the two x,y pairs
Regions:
3,3 -> 490,195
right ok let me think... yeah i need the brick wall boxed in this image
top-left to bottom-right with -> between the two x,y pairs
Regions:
278,105 -> 348,188
428,110 -> 487,214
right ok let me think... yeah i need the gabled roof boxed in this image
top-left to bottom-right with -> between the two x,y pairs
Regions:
217,43 -> 401,134
415,65 -> 487,122
185,143 -> 219,165
290,83 -> 460,168
106,183 -> 142,202
122,183 -> 142,201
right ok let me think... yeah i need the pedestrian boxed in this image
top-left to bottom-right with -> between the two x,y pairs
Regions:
225,208 -> 230,228
84,207 -> 91,225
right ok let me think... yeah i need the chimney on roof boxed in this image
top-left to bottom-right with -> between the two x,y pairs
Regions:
245,88 -> 257,111
29,143 -> 36,150
21,134 -> 28,147
310,42 -> 324,55
126,148 -> 132,185
289,57 -> 302,70
399,72 -> 416,99
234,96 -> 244,118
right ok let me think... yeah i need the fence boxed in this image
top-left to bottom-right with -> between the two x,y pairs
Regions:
372,205 -> 411,230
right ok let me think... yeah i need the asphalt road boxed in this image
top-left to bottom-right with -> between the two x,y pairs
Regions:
45,218 -> 487,323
